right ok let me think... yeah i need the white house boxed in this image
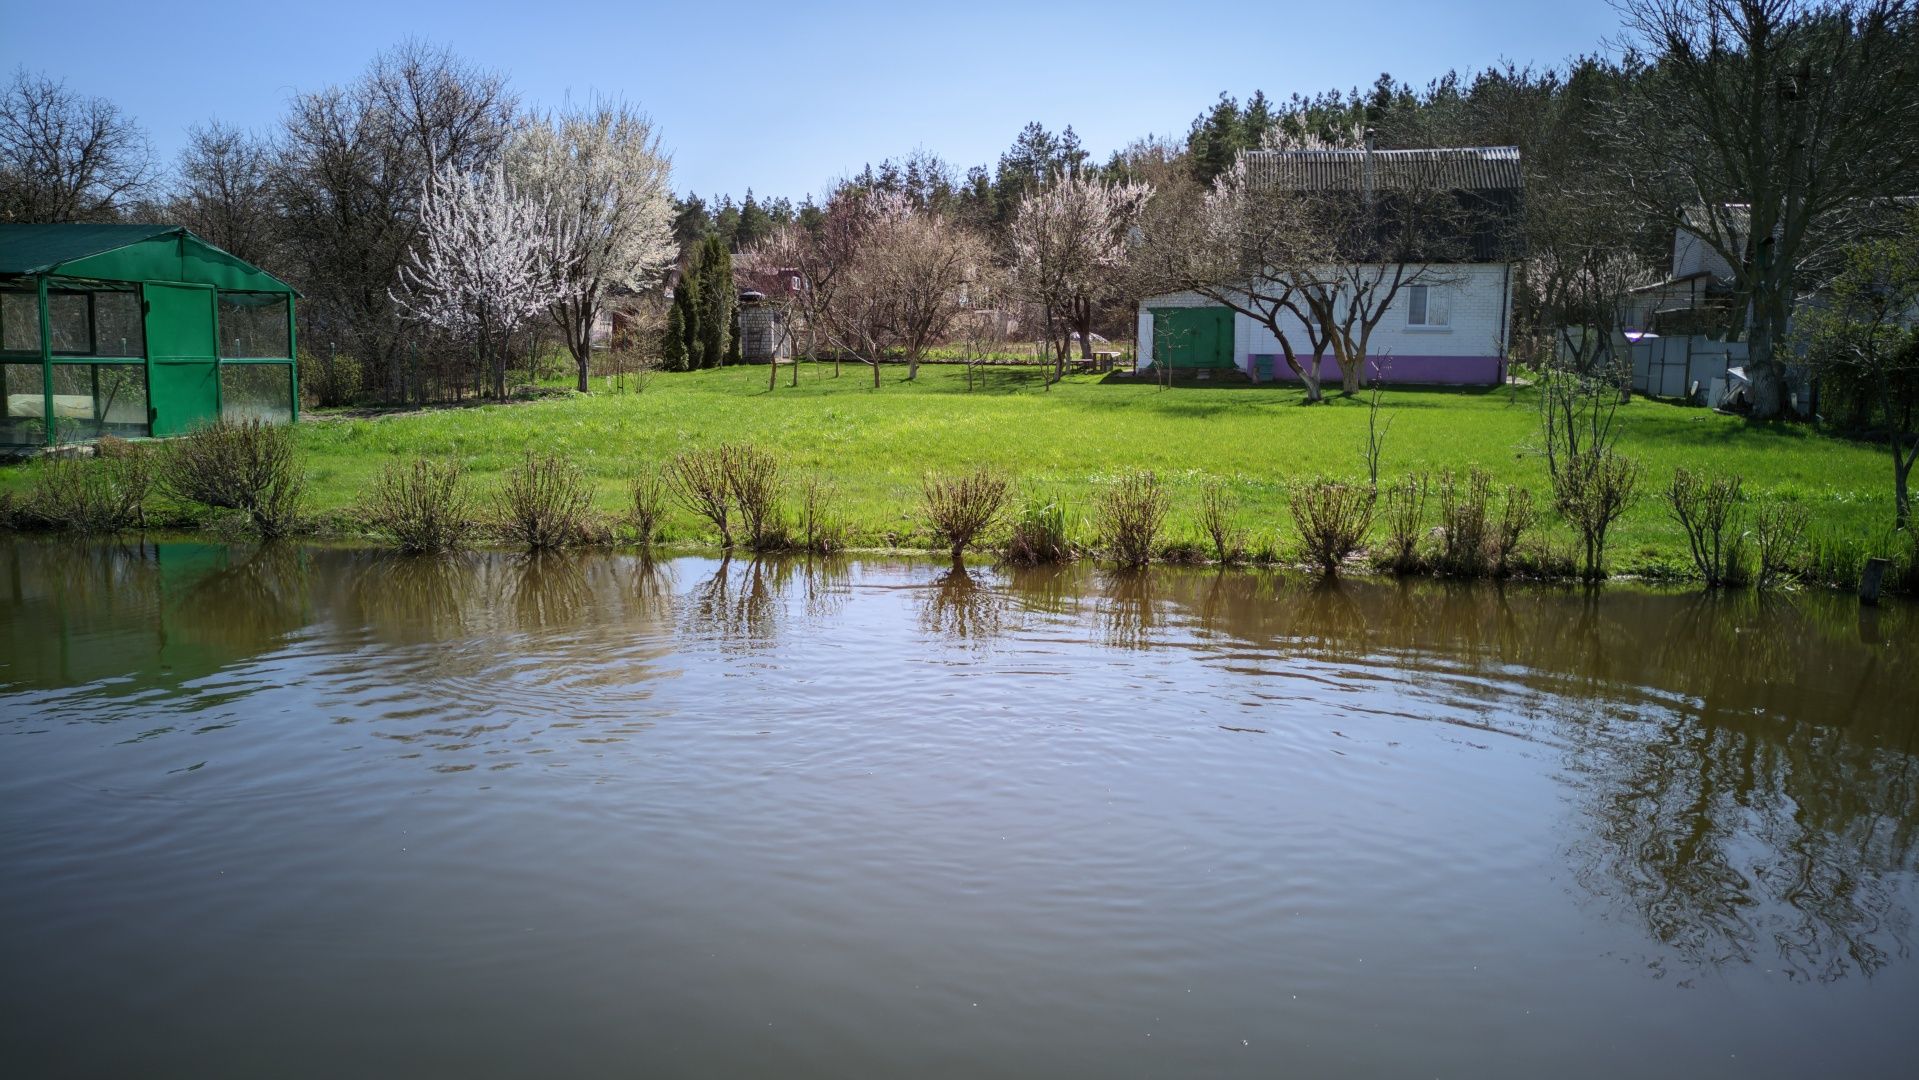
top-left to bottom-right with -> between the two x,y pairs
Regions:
1135,146 -> 1523,386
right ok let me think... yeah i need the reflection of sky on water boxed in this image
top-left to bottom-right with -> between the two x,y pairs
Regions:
2,535 -> 1916,1064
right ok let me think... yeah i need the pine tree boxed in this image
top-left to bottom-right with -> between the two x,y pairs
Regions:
695,232 -> 735,368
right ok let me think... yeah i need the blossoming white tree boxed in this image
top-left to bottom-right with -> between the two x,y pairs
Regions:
509,101 -> 676,392
395,163 -> 572,400
1010,173 -> 1151,379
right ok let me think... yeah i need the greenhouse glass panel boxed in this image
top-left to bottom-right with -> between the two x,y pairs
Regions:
1,291 -> 39,353
50,363 -> 149,443
217,293 -> 291,358
2,363 -> 50,445
93,289 -> 144,357
220,362 -> 293,424
48,293 -> 90,354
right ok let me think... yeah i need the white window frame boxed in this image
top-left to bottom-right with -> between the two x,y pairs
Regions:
1405,283 -> 1451,329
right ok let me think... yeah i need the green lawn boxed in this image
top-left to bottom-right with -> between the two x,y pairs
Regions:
284,363 -> 1895,571
2,362 -> 1900,574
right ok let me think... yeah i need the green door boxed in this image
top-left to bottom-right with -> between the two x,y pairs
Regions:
1152,307 -> 1233,369
145,283 -> 219,436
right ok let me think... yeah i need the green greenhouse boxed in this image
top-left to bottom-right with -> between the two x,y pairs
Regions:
0,223 -> 298,448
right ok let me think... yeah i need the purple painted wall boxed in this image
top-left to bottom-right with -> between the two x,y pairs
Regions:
1247,354 -> 1503,387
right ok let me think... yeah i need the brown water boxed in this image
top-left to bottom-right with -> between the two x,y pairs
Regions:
2,538 -> 1916,1078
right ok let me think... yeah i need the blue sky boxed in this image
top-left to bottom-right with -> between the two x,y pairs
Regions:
4,0 -> 1625,204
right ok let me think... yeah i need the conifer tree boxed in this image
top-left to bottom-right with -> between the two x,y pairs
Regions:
695,232 -> 735,367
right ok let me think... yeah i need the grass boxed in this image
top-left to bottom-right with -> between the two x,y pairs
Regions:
1,362 -> 1902,577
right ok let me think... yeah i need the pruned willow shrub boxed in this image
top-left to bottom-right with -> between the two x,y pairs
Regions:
1665,466 -> 1745,587
629,467 -> 670,544
1558,450 -> 1641,579
1380,473 -> 1428,575
1752,501 -> 1810,590
497,452 -> 592,550
1289,478 -> 1376,577
367,457 -> 473,553
922,467 -> 1010,559
1097,470 -> 1168,569
159,419 -> 305,539
1197,478 -> 1246,564
797,475 -> 846,554
669,446 -> 734,547
12,450 -> 153,533
726,443 -> 788,552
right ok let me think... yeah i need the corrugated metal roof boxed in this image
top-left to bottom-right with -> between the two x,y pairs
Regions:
1244,147 -> 1523,192
0,223 -> 184,276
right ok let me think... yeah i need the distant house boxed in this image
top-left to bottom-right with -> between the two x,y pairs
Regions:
1134,144 -> 1523,386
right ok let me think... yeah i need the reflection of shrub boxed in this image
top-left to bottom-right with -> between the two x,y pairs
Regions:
1289,478 -> 1376,577
922,468 -> 1010,559
10,451 -> 152,532
1666,467 -> 1745,587
367,457 -> 473,553
1097,470 -> 1168,569
1003,496 -> 1072,566
497,452 -> 591,550
160,419 -> 304,539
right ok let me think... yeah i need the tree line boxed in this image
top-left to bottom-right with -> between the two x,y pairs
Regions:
4,1 -> 1918,433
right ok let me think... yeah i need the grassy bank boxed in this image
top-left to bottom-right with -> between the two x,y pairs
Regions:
2,362 -> 1906,579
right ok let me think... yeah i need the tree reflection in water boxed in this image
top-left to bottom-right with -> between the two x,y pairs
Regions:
919,561 -> 1006,643
685,557 -> 786,650
4,538 -> 1916,982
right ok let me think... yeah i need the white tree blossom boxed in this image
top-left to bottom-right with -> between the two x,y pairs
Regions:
394,162 -> 572,400
509,101 -> 675,392
1010,174 -> 1151,376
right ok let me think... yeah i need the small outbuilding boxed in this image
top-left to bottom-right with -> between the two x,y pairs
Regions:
0,224 -> 298,448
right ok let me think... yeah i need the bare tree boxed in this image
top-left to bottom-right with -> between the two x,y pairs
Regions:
1131,160 -> 1335,400
1010,173 -> 1151,377
393,164 -> 572,401
1606,0 -> 1919,418
274,40 -> 517,402
0,69 -> 153,222
509,99 -> 676,393
169,121 -> 276,263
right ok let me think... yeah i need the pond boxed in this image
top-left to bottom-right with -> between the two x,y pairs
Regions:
1,538 -> 1916,1078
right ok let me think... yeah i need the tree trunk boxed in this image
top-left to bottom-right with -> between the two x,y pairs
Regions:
1895,432 -> 1916,531
1339,348 -> 1363,396
1746,317 -> 1784,419
1073,296 -> 1094,360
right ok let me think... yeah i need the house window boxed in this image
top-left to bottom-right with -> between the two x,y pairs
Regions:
1407,284 -> 1449,328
